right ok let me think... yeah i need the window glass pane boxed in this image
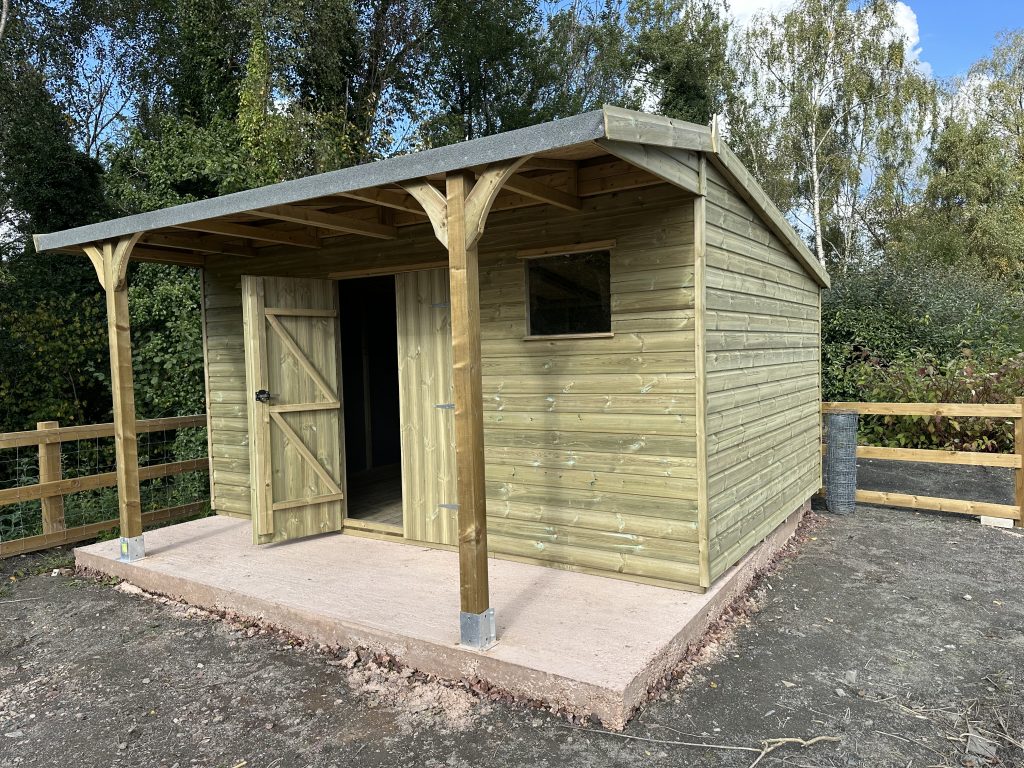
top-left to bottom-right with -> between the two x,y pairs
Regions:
527,251 -> 611,336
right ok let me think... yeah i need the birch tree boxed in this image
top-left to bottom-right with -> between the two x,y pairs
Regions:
727,0 -> 935,267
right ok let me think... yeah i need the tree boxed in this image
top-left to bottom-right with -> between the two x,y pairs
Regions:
0,60 -> 112,428
630,0 -> 734,124
533,0 -> 644,119
969,30 -> 1024,163
418,0 -> 546,145
727,0 -> 935,267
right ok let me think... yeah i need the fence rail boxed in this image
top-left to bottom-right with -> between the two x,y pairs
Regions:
823,398 -> 1024,524
0,415 -> 209,558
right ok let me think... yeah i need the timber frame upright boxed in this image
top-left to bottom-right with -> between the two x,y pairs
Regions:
402,160 -> 527,649
83,235 -> 145,561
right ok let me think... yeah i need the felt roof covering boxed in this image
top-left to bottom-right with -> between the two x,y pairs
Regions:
33,106 -> 829,288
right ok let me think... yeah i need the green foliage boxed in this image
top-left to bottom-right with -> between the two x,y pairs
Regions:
106,115 -> 249,211
887,67 -> 1024,282
125,265 -> 206,419
847,354 -> 1024,452
418,0 -> 546,144
822,262 -> 1024,402
533,1 -> 645,118
630,0 -> 734,124
0,65 -> 108,236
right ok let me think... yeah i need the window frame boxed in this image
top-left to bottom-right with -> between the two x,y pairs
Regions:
518,240 -> 616,341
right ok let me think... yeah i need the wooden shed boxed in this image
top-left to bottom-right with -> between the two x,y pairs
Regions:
34,106 -> 829,648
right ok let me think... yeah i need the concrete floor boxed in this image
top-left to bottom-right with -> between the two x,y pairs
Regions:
74,506 -> 805,728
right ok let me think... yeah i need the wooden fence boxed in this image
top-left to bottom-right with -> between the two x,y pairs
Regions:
0,415 -> 209,558
822,399 -> 1024,524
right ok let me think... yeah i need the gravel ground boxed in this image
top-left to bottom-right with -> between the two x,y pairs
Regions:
2,492 -> 1023,767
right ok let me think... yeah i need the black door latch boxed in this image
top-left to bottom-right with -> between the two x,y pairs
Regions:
255,389 -> 272,404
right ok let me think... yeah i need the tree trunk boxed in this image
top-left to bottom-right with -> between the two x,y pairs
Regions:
809,123 -> 826,264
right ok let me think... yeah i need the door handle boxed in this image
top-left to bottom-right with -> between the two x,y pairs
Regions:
255,389 -> 273,404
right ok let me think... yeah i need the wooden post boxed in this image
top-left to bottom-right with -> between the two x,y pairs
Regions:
1016,397 -> 1024,528
401,161 -> 526,649
446,170 -> 491,624
37,421 -> 66,535
86,234 -> 145,559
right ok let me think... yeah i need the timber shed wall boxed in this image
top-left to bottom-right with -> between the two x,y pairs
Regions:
702,162 -> 822,582
198,162 -> 823,592
201,183 -> 703,588
479,187 -> 699,587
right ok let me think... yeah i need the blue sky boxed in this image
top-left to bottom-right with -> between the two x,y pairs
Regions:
910,0 -> 1024,78
731,0 -> 1024,80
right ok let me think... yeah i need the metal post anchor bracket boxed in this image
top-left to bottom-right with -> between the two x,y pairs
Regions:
460,608 -> 497,651
119,535 -> 145,562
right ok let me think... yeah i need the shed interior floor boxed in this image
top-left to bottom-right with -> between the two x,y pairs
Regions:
346,465 -> 403,527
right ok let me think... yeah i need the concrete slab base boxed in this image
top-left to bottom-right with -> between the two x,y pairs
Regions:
75,502 -> 809,729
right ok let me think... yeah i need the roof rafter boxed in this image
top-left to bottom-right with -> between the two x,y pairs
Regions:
255,204 -> 398,240
502,173 -> 581,212
141,232 -> 254,257
521,157 -> 578,171
173,220 -> 320,248
334,188 -> 428,216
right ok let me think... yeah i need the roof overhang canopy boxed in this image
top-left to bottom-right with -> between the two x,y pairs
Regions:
33,106 -> 829,288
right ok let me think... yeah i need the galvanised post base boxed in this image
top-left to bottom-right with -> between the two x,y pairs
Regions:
460,607 -> 497,651
119,535 -> 145,562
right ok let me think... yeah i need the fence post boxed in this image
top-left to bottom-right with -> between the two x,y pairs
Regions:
37,421 -> 66,536
1016,397 -> 1024,529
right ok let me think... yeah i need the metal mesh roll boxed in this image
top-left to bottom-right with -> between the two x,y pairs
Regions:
824,412 -> 858,515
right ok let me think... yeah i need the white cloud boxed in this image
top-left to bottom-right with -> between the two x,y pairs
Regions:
891,1 -> 932,76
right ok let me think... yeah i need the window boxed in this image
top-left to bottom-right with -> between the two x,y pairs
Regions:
525,250 -> 611,337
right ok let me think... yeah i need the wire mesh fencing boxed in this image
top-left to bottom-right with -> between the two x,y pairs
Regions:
0,416 -> 210,555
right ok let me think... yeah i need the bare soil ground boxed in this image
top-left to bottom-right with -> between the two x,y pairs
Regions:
2,483 -> 1023,767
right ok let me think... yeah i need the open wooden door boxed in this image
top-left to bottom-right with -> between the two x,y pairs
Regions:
396,269 -> 458,545
242,276 -> 346,544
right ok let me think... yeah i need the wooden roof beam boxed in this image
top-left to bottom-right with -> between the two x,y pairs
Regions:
501,173 -> 581,212
255,204 -> 398,240
335,187 -> 428,216
141,232 -> 254,257
521,157 -> 578,171
131,246 -> 206,267
173,220 -> 320,248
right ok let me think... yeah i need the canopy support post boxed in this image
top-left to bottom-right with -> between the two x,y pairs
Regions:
85,234 -> 145,561
402,159 -> 526,650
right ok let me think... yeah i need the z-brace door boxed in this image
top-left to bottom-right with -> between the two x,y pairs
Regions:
242,276 -> 346,544
396,269 -> 458,544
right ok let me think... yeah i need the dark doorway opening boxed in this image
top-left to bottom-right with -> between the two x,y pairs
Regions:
339,275 -> 402,527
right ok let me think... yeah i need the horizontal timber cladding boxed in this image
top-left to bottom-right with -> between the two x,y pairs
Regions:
477,185 -> 700,588
199,183 -> 701,588
202,266 -> 252,518
702,162 -> 822,582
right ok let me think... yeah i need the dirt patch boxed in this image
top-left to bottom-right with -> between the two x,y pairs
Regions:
115,577 -> 493,736
346,661 -> 487,734
2,482 -> 1023,767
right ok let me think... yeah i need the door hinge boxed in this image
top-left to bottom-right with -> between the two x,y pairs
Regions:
438,503 -> 459,510
434,402 -> 455,410
431,302 -> 450,309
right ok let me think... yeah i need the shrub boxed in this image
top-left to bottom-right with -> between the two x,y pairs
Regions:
822,262 -> 1024,401
844,352 -> 1024,452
